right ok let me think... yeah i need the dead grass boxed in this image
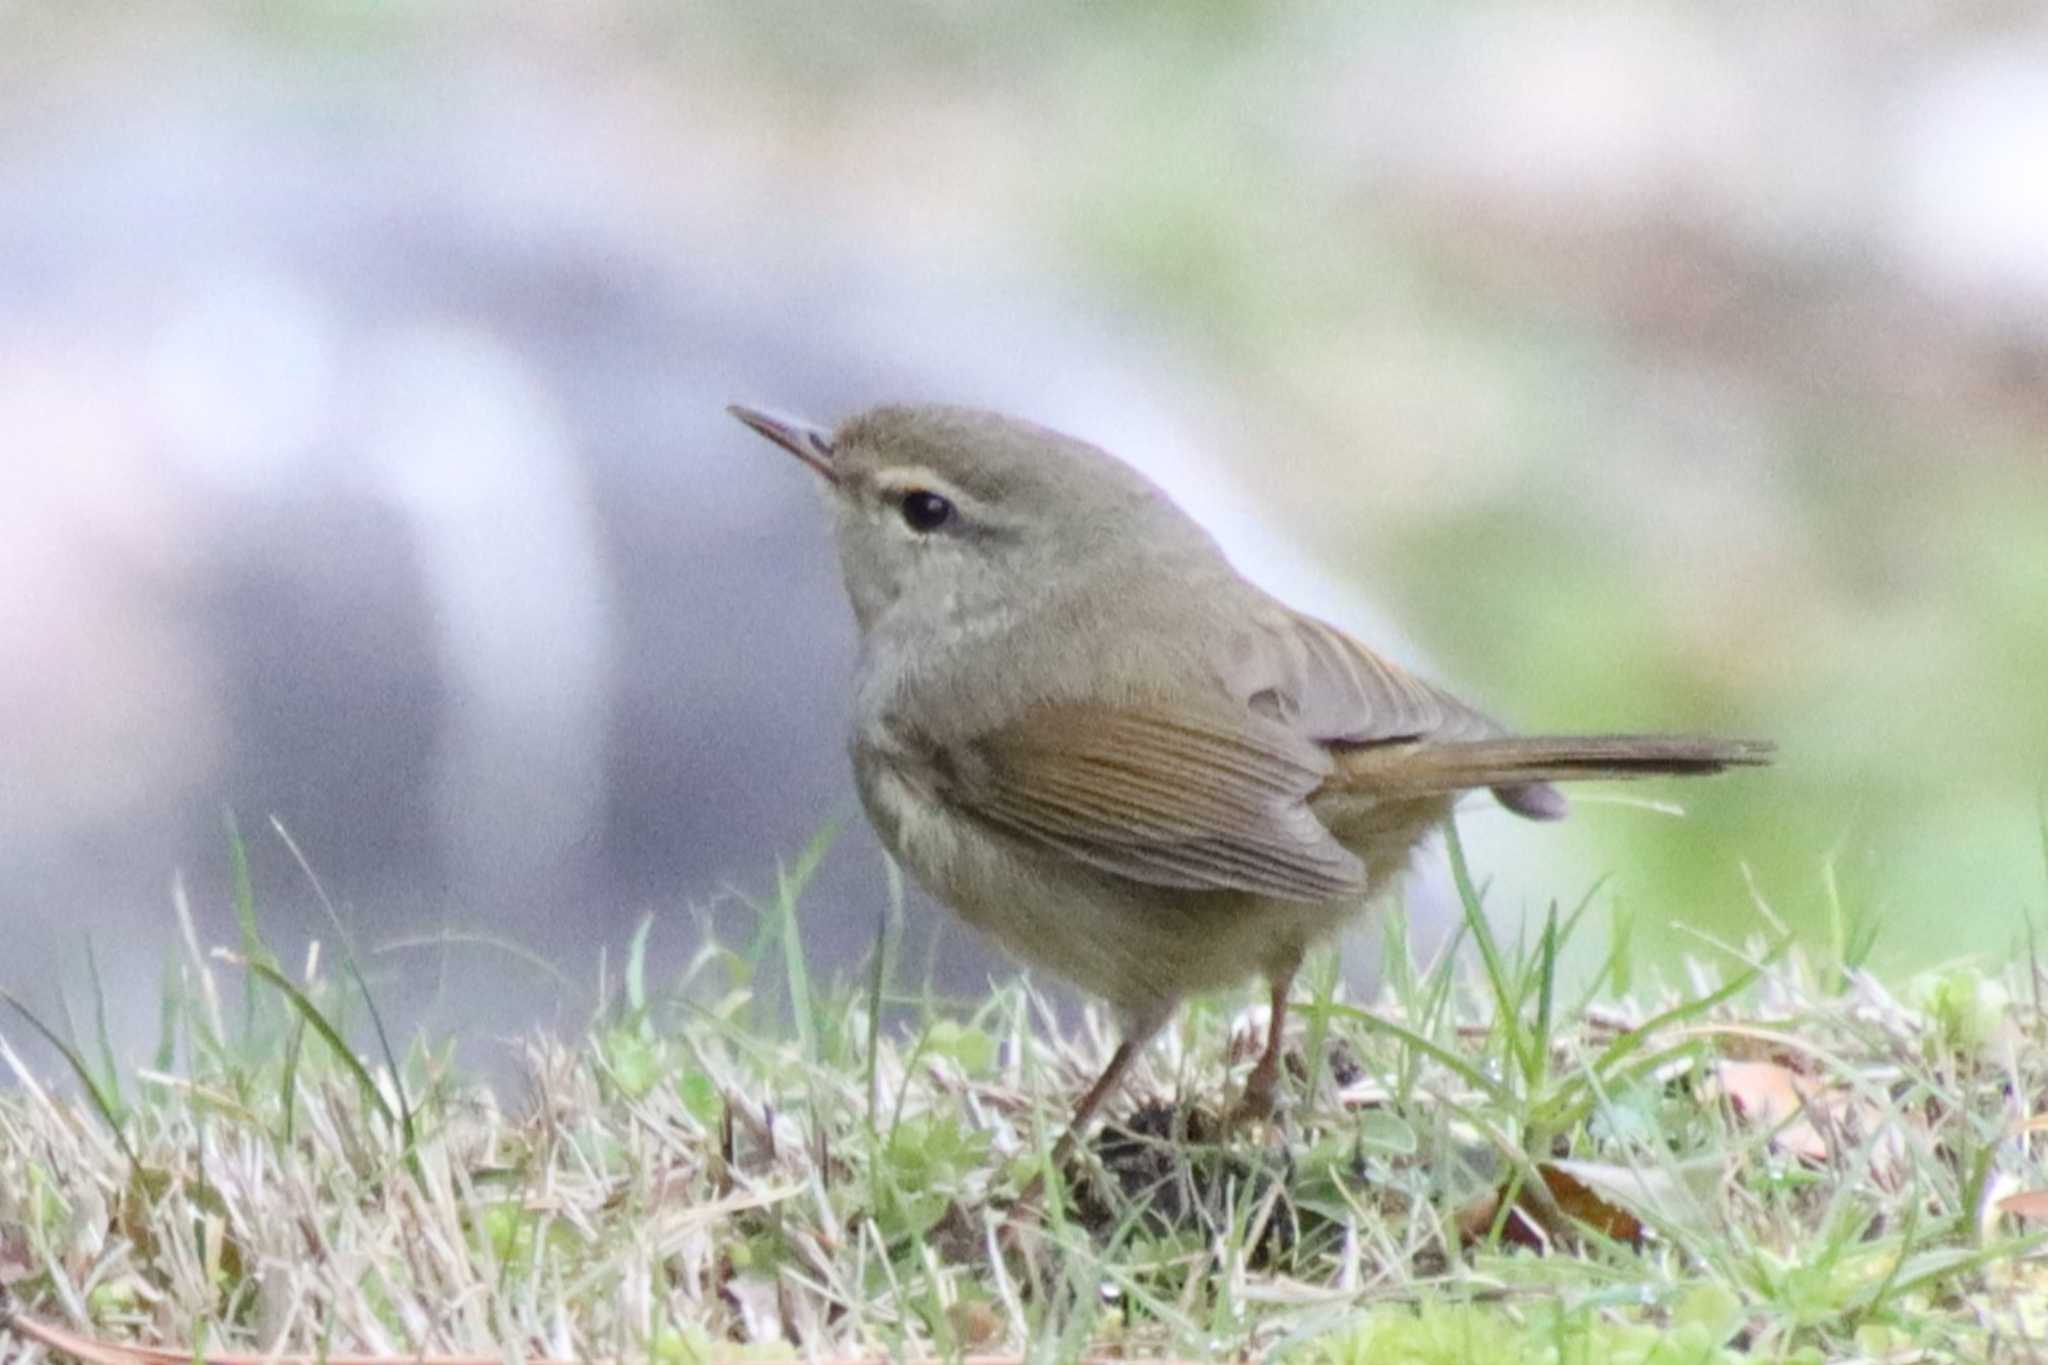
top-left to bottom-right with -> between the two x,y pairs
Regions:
4,829 -> 2047,1363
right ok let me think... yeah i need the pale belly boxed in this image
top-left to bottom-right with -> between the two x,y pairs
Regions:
855,757 -> 1437,1029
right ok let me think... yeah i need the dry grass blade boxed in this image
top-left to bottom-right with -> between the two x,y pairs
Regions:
2,856 -> 2042,1361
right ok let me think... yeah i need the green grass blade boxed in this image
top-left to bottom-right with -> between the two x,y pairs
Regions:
82,936 -> 126,1121
1568,931 -> 1792,1105
270,817 -> 415,1157
223,807 -> 274,1043
625,914 -> 655,1016
1443,820 -> 1534,1088
1317,999 -> 1508,1107
371,931 -> 581,999
151,951 -> 179,1096
865,905 -> 890,1134
1,990 -> 138,1166
1530,904 -> 1559,1094
279,1013 -> 307,1147
238,956 -> 398,1133
775,819 -> 841,1063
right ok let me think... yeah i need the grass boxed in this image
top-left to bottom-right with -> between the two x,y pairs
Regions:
3,824 -> 2047,1363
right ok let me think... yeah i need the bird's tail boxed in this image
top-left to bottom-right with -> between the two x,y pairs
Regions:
1331,734 -> 1775,821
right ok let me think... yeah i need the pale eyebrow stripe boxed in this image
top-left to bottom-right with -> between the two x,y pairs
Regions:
870,464 -> 1023,543
870,465 -> 988,508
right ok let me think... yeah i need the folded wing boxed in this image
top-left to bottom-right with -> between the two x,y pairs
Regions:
1226,607 -> 1570,818
939,702 -> 1367,902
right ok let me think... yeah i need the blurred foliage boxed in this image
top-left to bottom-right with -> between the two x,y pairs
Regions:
11,0 -> 2044,976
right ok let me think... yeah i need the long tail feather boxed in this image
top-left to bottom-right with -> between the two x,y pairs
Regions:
1330,734 -> 1774,821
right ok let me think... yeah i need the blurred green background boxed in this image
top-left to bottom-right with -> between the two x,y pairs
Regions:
5,0 -> 2044,1013
701,0 -> 2048,973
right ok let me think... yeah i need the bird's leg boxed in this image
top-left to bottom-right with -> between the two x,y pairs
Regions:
1234,960 -> 1300,1125
1054,1038 -> 1140,1167
1011,1027 -> 1152,1216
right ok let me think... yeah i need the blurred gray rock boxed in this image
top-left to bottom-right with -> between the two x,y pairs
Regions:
0,50 -> 1492,1069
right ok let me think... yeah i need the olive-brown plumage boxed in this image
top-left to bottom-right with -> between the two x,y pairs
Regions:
729,401 -> 1770,1140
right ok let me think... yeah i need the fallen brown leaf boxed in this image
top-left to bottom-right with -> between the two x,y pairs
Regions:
1452,1161 -> 1652,1252
1708,1059 -> 1831,1162
1704,1057 -> 1914,1188
1997,1190 -> 2048,1222
1539,1163 -> 1644,1244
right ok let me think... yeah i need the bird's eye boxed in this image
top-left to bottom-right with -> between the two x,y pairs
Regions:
898,488 -> 955,532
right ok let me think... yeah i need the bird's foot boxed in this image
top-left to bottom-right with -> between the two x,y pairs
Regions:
1228,1079 -> 1281,1130
995,1184 -> 1049,1266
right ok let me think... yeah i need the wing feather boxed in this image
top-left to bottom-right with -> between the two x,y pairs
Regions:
940,703 -> 1365,902
1234,608 -> 1568,817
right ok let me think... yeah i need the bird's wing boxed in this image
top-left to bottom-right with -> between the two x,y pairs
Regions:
937,701 -> 1366,902
1225,606 -> 1496,743
1227,606 -> 1568,819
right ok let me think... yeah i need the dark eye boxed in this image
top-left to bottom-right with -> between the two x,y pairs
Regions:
898,488 -> 955,532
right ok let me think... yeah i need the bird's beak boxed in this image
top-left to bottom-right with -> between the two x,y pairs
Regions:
727,404 -> 838,485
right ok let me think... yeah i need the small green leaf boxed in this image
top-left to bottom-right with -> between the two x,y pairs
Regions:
605,1028 -> 664,1099
921,1019 -> 996,1075
676,1069 -> 720,1122
1672,1283 -> 1744,1341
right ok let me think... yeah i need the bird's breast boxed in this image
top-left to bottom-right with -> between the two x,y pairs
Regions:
851,737 -> 961,890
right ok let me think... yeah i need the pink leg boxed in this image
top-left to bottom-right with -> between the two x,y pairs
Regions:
1235,963 -> 1299,1123
1013,1024 -> 1156,1213
1055,1038 -> 1140,1165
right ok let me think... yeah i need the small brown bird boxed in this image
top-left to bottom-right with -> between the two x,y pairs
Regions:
730,402 -> 1770,1147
